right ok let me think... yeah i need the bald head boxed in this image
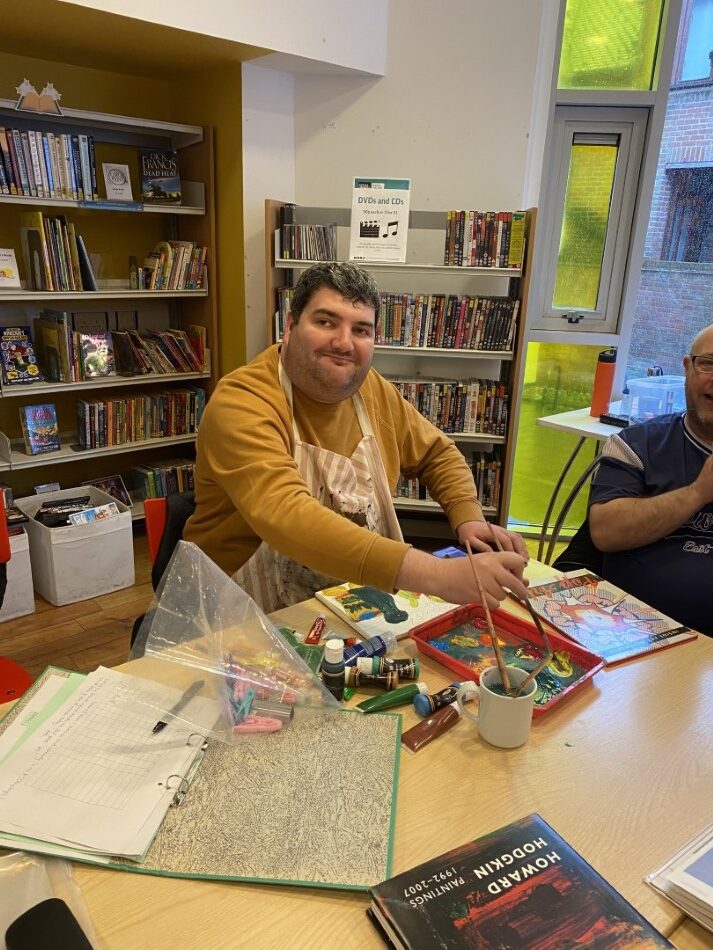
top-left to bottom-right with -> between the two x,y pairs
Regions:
690,323 -> 713,356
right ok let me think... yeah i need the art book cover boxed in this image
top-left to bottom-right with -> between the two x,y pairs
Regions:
19,403 -> 60,455
647,820 -> 713,934
369,813 -> 672,949
79,331 -> 115,378
316,582 -> 458,641
527,570 -> 697,666
138,148 -> 181,204
0,326 -> 44,386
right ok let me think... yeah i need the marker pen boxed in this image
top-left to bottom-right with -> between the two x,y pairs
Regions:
356,681 -> 428,714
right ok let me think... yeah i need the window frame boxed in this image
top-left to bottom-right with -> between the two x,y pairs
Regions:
671,0 -> 713,86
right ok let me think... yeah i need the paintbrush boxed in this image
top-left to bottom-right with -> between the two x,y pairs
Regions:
482,523 -> 553,697
464,539 -> 511,695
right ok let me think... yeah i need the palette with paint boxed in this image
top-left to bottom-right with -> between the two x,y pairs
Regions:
409,605 -> 603,718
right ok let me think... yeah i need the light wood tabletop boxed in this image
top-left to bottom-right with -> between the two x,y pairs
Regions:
6,561 -> 713,949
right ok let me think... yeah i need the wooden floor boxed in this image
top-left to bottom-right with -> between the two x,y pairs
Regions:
2,530 -> 154,679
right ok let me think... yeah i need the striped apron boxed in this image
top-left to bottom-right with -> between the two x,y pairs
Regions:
233,361 -> 403,613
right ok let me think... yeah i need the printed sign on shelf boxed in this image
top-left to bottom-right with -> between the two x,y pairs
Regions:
349,176 -> 410,263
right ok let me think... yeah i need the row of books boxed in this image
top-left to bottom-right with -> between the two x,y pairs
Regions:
389,377 -> 509,435
0,126 -> 97,201
377,293 -> 519,350
443,209 -> 526,268
20,210 -> 97,292
143,240 -> 207,291
132,458 -> 195,500
0,319 -> 206,386
76,388 -> 206,450
279,223 -> 337,261
394,448 -> 502,508
275,286 -> 519,351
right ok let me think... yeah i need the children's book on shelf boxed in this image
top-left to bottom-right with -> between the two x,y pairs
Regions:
527,569 -> 697,665
138,148 -> 181,204
647,819 -> 713,935
315,582 -> 458,641
19,403 -> 60,455
369,813 -> 672,949
0,248 -> 21,288
0,326 -> 43,386
78,331 -> 116,378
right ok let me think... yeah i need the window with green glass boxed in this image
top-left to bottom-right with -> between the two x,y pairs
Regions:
508,343 -> 601,537
553,138 -> 618,311
558,0 -> 665,90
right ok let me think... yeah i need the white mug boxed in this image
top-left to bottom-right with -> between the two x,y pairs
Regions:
456,665 -> 537,749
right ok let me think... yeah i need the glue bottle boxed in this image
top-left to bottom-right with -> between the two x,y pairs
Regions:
343,631 -> 398,667
321,638 -> 345,701
590,347 -> 617,418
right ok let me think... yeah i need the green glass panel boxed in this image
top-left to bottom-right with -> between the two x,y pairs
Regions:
508,343 -> 601,535
558,0 -> 664,90
553,143 -> 617,311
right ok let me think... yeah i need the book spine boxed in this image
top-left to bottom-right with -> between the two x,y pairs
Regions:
41,133 -> 55,197
27,131 -> 45,198
71,135 -> 84,200
0,129 -> 16,194
88,136 -> 98,200
11,130 -> 31,196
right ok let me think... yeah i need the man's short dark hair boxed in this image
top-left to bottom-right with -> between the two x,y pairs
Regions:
290,262 -> 381,323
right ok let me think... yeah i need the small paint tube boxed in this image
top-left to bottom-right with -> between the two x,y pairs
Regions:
358,656 -> 420,680
356,681 -> 428,714
413,682 -> 461,718
305,614 -> 327,644
345,667 -> 399,690
401,703 -> 461,753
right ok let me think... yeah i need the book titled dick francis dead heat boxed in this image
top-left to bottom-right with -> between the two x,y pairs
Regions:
368,814 -> 672,949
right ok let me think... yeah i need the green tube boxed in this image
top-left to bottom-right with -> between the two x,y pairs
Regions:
356,681 -> 428,714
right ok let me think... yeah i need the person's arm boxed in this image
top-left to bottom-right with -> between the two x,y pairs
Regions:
590,453 -> 713,551
396,548 -> 529,608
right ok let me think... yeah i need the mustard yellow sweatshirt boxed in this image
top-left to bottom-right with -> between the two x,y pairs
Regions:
184,345 -> 483,589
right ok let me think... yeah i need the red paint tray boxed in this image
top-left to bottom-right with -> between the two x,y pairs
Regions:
409,604 -> 603,718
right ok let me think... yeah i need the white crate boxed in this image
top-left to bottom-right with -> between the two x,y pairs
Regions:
16,487 -> 134,606
0,528 -> 35,622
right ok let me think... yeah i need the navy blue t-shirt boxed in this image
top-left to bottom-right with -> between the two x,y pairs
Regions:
590,413 -> 712,636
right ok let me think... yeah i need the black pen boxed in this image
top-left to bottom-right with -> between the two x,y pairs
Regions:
152,679 -> 205,734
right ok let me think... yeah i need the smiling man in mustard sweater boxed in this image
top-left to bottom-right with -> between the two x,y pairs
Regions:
185,262 -> 527,613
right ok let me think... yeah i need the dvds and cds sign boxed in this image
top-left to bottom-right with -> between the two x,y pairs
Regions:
349,177 -> 410,263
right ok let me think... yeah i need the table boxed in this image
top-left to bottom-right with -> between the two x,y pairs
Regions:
535,406 -> 626,563
7,562 -> 713,949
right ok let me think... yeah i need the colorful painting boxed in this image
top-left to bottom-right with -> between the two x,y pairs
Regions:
430,620 -> 583,707
528,570 -> 696,665
316,583 -> 458,641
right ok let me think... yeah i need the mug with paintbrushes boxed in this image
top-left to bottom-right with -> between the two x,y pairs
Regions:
456,666 -> 537,749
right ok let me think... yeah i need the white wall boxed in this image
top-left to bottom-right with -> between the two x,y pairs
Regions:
242,64 -> 295,359
60,0 -> 389,75
294,0 -> 545,212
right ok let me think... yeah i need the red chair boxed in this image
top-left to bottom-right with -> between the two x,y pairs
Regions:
144,497 -> 168,566
0,495 -> 33,701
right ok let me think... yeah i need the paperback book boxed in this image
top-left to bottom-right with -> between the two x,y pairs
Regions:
315,582 -> 458,641
647,819 -> 713,934
78,331 -> 116,378
139,148 -> 181,204
19,403 -> 60,455
0,326 -> 43,386
0,248 -> 21,288
369,813 -> 672,949
526,570 -> 697,665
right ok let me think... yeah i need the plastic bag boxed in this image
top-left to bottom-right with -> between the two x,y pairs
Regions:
129,541 -> 339,743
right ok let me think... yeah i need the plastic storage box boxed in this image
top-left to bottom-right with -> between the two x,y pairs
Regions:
0,528 -> 35,622
16,487 -> 134,605
627,375 -> 685,424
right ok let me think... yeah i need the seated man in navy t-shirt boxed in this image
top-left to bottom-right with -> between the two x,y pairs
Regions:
589,323 -> 713,636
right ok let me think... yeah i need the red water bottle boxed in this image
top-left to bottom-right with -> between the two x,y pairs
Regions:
590,347 -> 617,417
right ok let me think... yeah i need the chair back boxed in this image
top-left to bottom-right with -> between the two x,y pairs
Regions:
150,491 -> 196,590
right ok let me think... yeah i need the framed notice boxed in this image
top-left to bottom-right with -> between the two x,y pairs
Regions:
349,177 -> 410,263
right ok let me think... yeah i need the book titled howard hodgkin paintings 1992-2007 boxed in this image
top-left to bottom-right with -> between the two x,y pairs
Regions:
368,814 -> 672,949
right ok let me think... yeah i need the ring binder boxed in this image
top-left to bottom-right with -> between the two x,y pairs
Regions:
170,737 -> 208,807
